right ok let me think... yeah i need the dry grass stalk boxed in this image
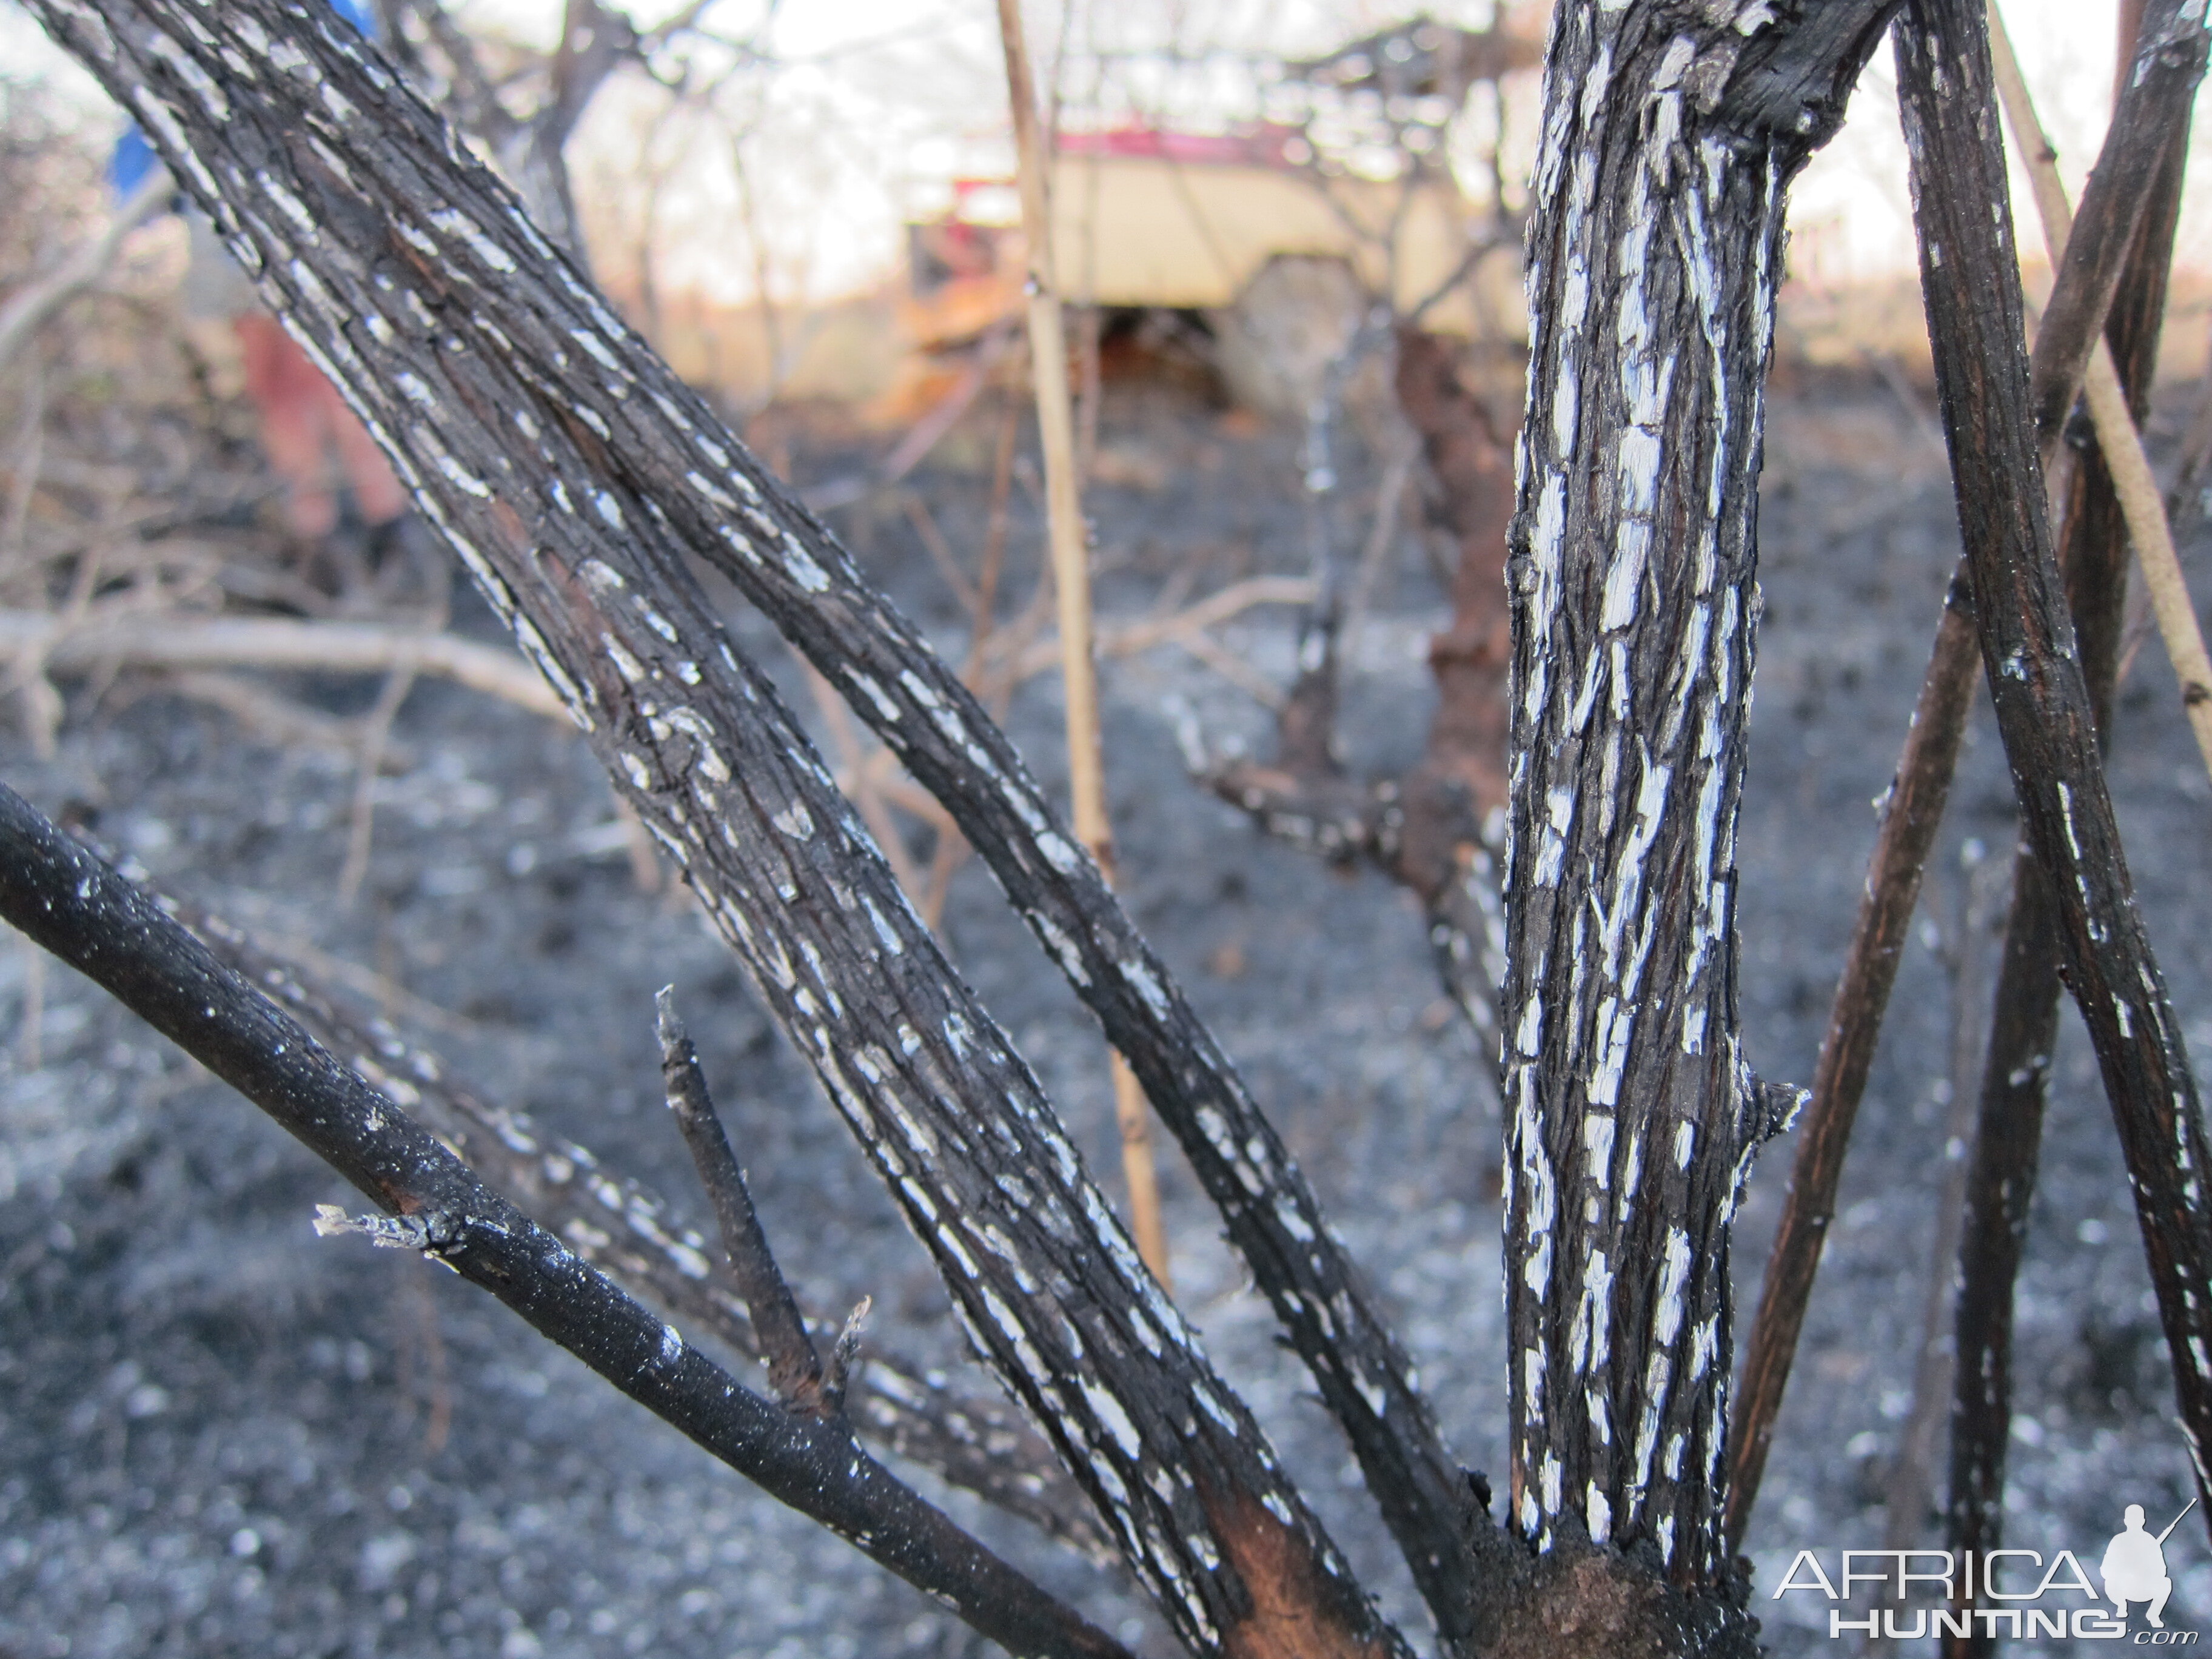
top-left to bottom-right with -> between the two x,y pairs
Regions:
996,0 -> 1167,1286
1988,7 -> 2212,784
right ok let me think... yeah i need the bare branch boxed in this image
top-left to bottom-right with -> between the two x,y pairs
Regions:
1895,0 -> 2212,1541
2021,0 -> 2208,455
0,167 -> 172,378
0,783 -> 1134,1659
657,986 -> 826,1413
23,5 -> 1421,1647
1987,10 -> 2212,780
184,905 -> 1114,1564
1724,574 -> 1979,1544
1726,0 -> 2207,1546
0,610 -> 566,720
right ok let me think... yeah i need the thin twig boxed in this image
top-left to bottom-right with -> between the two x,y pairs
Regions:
0,611 -> 565,720
996,0 -> 1168,1289
1726,575 -> 1982,1546
338,663 -> 417,906
1880,842 -> 2005,1558
0,169 -> 173,380
655,987 -> 828,1413
1007,575 -> 1318,680
900,492 -> 978,620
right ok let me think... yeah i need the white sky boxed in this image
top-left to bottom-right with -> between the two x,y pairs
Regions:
3,0 -> 2207,303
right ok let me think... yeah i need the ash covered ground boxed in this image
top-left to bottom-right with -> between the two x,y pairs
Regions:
4,376 -> 2212,1658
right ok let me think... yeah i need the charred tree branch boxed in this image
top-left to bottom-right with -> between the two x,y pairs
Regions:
0,783 -> 1133,1659
184,903 -> 1114,1564
1723,572 -> 1979,1545
657,987 -> 828,1414
24,3 -> 1423,1649
1724,0 -> 2207,1547
1895,0 -> 2212,1556
1942,10 -> 2195,1640
2020,0 -> 2207,455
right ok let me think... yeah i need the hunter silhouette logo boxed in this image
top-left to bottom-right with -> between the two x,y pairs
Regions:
2103,1500 -> 2196,1631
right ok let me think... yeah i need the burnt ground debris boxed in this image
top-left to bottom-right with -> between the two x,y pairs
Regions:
3,373 -> 2212,1655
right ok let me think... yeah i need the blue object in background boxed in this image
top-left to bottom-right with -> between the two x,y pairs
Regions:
328,0 -> 379,39
109,0 -> 380,203
107,124 -> 159,202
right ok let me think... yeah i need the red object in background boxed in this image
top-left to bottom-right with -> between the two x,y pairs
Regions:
1050,124 -> 1302,168
233,312 -> 407,540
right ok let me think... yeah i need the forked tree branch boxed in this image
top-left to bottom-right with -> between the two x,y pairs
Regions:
1943,8 -> 2194,1627
0,782 -> 1133,1659
2020,0 -> 2207,455
1895,0 -> 2212,1541
1988,12 -> 2212,779
1724,0 -> 2208,1545
22,2 -> 1426,1649
184,904 -> 1114,1563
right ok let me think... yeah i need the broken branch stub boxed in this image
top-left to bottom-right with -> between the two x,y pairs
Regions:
657,987 -> 827,1415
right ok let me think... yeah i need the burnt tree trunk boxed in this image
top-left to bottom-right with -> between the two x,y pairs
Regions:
1503,0 -> 1895,1617
33,0 -> 2159,1651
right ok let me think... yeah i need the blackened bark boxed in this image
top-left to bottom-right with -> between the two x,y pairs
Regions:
1728,0 -> 2204,1547
2020,0 -> 2207,455
189,907 -> 1115,1563
54,4 -> 1478,1634
657,990 -> 829,1414
1504,0 -> 1897,1606
1942,65 -> 2193,1656
25,3 -> 1421,1649
1894,0 -> 2212,1550
0,785 -> 1133,1659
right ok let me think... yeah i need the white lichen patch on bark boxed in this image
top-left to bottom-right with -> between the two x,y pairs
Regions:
1503,0 -> 1809,1585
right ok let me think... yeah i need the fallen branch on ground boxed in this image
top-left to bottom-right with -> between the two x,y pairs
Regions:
0,609 -> 565,719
